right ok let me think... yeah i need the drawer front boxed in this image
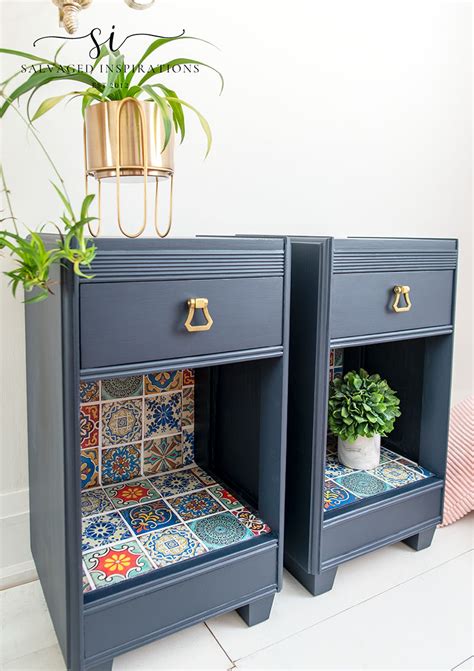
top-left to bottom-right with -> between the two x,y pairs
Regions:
80,277 -> 283,370
330,270 -> 454,341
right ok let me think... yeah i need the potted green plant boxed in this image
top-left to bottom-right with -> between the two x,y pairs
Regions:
328,369 -> 401,470
0,108 -> 96,302
0,37 -> 223,159
0,37 -> 223,237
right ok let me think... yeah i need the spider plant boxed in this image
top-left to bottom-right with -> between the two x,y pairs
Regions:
0,35 -> 223,155
0,181 -> 97,303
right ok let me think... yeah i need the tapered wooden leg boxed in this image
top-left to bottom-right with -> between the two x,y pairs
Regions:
403,526 -> 436,551
237,594 -> 275,626
285,555 -> 337,596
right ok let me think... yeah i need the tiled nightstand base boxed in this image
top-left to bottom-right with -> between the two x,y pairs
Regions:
82,464 -> 271,593
323,446 -> 434,512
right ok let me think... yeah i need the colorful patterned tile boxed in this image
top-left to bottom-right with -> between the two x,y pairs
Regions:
144,370 -> 182,394
104,479 -> 159,508
329,368 -> 334,383
144,392 -> 181,438
168,490 -> 225,521
101,375 -> 143,401
82,511 -> 131,552
80,381 -> 99,404
231,508 -> 271,536
182,386 -> 194,427
329,350 -> 335,367
101,445 -> 141,485
102,399 -> 142,447
80,404 -> 99,449
182,369 -> 195,386
81,488 -> 113,517
149,469 -> 203,498
191,465 -> 217,487
369,462 -> 424,488
143,435 -> 182,475
83,540 -> 154,587
81,449 -> 99,490
121,500 -> 180,535
334,348 -> 344,367
333,367 -> 344,379
325,454 -> 355,478
334,471 -> 393,498
208,485 -> 242,510
188,511 -> 254,550
140,524 -> 207,568
324,479 -> 360,511
397,458 -> 434,478
182,426 -> 195,466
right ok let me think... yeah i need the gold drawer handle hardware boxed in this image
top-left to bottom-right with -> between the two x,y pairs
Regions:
185,298 -> 214,332
392,285 -> 412,313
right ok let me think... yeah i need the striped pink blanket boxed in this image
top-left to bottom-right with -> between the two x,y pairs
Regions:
441,396 -> 474,526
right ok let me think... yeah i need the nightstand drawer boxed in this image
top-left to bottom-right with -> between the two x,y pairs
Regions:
80,276 -> 283,370
330,270 -> 454,341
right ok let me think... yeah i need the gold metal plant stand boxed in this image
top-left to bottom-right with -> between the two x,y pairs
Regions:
84,98 -> 174,239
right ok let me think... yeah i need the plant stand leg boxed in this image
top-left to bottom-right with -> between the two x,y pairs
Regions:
86,660 -> 114,671
403,526 -> 437,551
237,594 -> 275,626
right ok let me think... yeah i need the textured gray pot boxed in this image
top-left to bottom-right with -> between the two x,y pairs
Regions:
338,434 -> 381,470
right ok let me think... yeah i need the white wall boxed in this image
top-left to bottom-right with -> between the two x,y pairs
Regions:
1,0 -> 472,586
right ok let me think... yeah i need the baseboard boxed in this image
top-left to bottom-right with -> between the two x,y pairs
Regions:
0,488 -> 37,590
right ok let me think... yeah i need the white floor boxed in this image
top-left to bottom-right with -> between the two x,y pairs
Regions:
1,514 -> 473,671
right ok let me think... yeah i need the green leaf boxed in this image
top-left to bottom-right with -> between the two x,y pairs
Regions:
125,35 -> 217,88
164,96 -> 212,156
141,85 -> 173,150
31,92 -> 76,120
51,182 -> 74,219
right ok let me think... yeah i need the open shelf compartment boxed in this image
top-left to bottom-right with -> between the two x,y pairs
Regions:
80,361 -> 277,596
323,338 -> 447,519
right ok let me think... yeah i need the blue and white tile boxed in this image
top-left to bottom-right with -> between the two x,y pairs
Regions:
144,392 -> 182,439
81,488 -> 114,517
101,399 -> 143,446
188,511 -> 254,550
334,471 -> 393,498
324,454 -> 355,478
369,462 -> 424,488
82,511 -> 132,552
140,524 -> 207,568
150,469 -> 204,498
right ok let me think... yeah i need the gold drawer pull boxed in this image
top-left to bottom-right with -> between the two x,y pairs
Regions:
392,285 -> 412,313
185,298 -> 214,332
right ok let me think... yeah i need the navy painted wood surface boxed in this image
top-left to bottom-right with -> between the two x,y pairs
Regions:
25,236 -> 290,671
282,236 -> 457,596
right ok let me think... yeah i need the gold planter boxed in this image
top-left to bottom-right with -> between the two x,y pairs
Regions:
84,98 -> 175,238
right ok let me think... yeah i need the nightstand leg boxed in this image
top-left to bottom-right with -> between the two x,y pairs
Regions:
403,526 -> 437,551
237,595 -> 275,626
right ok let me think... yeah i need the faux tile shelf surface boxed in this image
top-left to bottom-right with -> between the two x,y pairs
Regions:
325,347 -> 434,513
323,442 -> 434,512
80,369 -> 196,489
81,464 -> 271,592
79,368 -> 271,592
